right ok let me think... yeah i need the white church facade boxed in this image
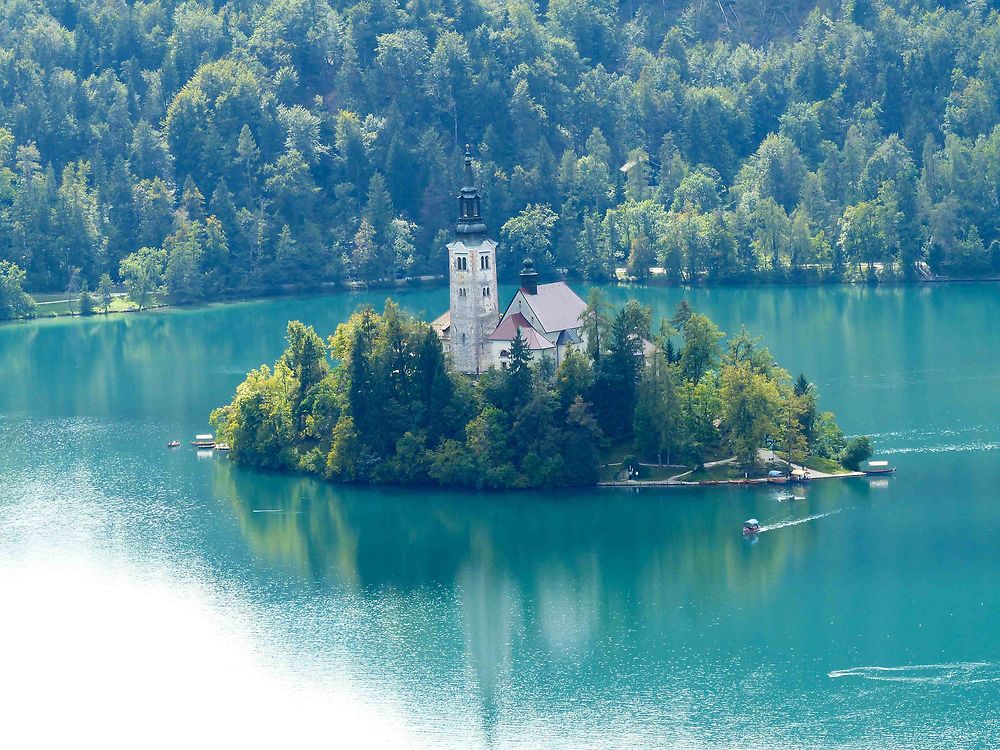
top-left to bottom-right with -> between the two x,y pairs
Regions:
432,149 -> 587,374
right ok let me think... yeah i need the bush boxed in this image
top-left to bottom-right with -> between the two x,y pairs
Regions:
841,436 -> 873,470
0,260 -> 36,320
79,291 -> 95,316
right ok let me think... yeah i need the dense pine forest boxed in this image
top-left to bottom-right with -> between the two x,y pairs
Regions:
4,0 -> 1000,317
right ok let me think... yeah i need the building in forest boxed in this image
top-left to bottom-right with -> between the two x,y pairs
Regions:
433,150 -> 587,374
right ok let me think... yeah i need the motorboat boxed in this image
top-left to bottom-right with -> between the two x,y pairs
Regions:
166,440 -> 180,448
216,443 -> 231,451
743,518 -> 761,535
864,460 -> 896,476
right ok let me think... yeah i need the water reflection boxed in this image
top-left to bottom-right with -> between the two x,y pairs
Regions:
212,458 -> 877,741
6,285 -> 1000,746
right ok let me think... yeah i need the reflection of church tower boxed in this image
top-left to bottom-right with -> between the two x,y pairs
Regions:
448,146 -> 499,374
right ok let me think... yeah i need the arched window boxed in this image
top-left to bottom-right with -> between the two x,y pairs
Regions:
480,255 -> 490,270
456,256 -> 467,271
461,333 -> 466,344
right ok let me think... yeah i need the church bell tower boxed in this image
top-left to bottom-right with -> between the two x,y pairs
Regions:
448,146 -> 499,374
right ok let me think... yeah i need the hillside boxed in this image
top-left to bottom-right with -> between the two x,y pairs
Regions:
1,0 -> 999,305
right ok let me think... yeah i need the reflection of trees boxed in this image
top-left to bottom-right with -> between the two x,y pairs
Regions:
215,455 -> 858,738
214,461 -> 364,587
1,291 -> 878,739
0,287 -> 451,422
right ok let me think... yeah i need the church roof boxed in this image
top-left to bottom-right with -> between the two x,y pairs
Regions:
556,328 -> 582,345
519,282 -> 587,334
431,310 -> 451,338
488,313 -> 555,350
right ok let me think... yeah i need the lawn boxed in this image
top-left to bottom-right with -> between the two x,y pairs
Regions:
33,294 -> 141,317
685,463 -> 748,482
801,455 -> 854,475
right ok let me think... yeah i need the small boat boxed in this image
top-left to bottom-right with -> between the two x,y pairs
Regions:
789,468 -> 812,482
864,460 -> 896,476
166,440 -> 180,448
743,518 -> 761,535
191,433 -> 216,448
215,443 -> 231,451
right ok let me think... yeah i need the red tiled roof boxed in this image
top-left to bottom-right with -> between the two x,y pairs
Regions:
488,313 -> 554,350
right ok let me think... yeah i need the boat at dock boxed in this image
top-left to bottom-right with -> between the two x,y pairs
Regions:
191,433 -> 216,448
216,443 -> 231,451
863,460 -> 896,476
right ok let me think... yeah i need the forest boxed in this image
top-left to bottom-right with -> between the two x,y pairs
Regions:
4,0 -> 1000,319
210,296 -> 870,488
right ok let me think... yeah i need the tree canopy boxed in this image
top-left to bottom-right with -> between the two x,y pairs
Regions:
1,0 -> 1000,310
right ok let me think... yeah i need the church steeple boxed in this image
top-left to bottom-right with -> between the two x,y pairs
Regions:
446,145 -> 499,375
456,145 -> 487,241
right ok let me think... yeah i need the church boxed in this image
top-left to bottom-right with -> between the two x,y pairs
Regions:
432,150 -> 588,375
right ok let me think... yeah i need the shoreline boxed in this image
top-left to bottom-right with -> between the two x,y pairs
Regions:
15,272 -> 1000,324
597,471 -> 866,489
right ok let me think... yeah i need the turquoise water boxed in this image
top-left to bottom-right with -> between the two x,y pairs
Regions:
1,284 -> 999,747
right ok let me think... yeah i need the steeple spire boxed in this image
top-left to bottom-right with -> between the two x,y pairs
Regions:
456,144 -> 487,241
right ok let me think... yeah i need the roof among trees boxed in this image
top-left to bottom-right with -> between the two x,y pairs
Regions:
516,283 -> 587,334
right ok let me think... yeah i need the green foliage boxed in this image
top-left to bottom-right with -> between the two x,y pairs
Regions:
0,261 -> 36,320
215,300 -> 606,488
119,247 -> 165,310
97,273 -> 114,314
842,435 -> 874,470
9,1 -> 1000,294
79,280 -> 95,316
215,297 -> 858,486
679,313 -> 723,382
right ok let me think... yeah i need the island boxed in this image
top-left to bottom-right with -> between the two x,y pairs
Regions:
212,158 -> 869,490
211,296 -> 869,489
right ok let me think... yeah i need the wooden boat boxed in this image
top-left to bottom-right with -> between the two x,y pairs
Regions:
191,433 -> 216,448
166,440 -> 180,448
789,468 -> 812,482
864,460 -> 896,476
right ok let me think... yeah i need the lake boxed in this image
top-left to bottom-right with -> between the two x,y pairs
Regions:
1,283 -> 999,748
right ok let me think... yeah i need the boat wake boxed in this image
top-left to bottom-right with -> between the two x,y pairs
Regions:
759,509 -> 840,533
878,441 -> 1000,455
829,662 -> 1000,685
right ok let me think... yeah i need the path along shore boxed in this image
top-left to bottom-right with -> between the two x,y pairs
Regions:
598,449 -> 865,488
